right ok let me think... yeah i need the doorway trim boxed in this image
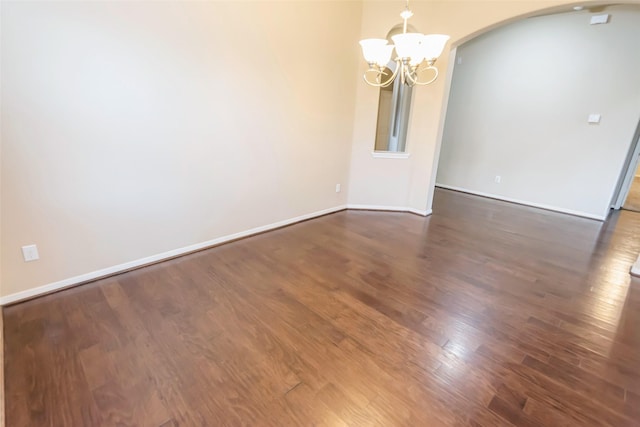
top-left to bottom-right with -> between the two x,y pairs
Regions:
611,119 -> 640,210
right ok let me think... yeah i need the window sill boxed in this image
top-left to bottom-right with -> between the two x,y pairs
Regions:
371,151 -> 410,159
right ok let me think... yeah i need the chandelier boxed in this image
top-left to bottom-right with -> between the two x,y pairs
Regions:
359,1 -> 450,87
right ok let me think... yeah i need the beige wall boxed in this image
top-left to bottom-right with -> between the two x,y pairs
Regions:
347,0 -> 640,213
1,1 -> 361,298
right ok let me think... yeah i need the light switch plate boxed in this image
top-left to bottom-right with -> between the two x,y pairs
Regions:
22,244 -> 40,262
588,114 -> 601,124
590,14 -> 609,25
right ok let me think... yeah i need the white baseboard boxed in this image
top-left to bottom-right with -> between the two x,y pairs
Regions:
1,204 -> 349,306
435,184 -> 606,221
347,204 -> 432,217
408,207 -> 432,217
0,203 -> 436,305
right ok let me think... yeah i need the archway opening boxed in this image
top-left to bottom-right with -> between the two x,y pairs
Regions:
431,4 -> 640,221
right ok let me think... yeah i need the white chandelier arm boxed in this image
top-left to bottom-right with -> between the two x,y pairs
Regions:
408,64 -> 439,86
363,61 -> 401,87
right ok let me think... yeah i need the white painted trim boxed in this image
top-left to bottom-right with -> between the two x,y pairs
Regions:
435,184 -> 606,221
408,208 -> 432,216
0,205 -> 348,305
0,203 -> 439,305
631,254 -> 640,277
371,151 -> 411,159
347,204 -> 432,217
612,121 -> 640,209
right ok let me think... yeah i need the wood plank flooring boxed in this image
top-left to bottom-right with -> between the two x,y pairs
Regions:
624,176 -> 640,212
4,188 -> 640,426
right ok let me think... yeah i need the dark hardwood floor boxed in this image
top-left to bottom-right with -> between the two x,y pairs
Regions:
4,188 -> 640,426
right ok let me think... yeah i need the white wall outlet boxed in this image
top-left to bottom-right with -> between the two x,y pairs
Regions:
588,113 -> 601,124
495,175 -> 502,183
457,56 -> 463,65
22,244 -> 39,262
335,183 -> 341,193
590,14 -> 609,25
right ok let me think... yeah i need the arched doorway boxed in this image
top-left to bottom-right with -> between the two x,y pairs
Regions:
430,4 -> 640,221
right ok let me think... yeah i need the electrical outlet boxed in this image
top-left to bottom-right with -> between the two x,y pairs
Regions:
336,183 -> 341,193
22,244 -> 39,262
495,175 -> 502,184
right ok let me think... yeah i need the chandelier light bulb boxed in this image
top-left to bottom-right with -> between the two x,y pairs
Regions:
391,33 -> 424,59
421,34 -> 450,61
359,39 -> 389,64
